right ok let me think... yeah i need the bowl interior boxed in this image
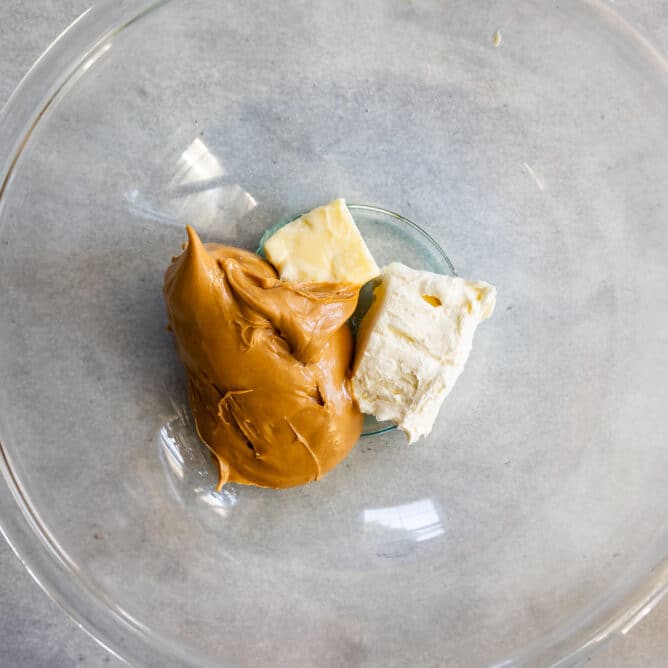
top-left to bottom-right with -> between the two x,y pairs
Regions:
0,1 -> 667,667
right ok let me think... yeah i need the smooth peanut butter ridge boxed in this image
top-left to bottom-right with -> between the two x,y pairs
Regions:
163,226 -> 364,489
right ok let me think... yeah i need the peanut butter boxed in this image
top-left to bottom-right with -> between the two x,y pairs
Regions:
164,226 -> 363,489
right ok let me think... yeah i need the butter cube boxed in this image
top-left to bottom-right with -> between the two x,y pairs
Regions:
264,199 -> 379,284
352,262 -> 496,443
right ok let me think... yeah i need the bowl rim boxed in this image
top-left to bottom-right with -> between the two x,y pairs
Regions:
0,1 -> 666,667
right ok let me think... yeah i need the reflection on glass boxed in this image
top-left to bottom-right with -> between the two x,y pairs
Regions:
199,488 -> 238,515
124,188 -> 179,224
125,136 -> 257,234
156,410 -> 237,515
522,161 -> 545,191
158,423 -> 185,480
171,137 -> 225,186
364,498 -> 445,543
165,137 -> 257,233
81,42 -> 112,72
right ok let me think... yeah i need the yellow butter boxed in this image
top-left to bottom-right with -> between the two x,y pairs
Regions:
264,199 -> 379,284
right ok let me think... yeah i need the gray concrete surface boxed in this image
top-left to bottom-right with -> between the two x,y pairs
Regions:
0,2 -> 666,667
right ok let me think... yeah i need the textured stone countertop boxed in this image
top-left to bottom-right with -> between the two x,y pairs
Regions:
0,2 -> 666,667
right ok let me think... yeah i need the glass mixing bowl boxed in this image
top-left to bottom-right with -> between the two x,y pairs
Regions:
0,2 -> 667,666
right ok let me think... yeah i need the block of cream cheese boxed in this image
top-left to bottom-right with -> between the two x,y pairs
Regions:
352,262 -> 496,443
264,198 -> 379,284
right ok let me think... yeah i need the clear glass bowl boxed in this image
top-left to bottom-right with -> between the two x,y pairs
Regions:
0,2 -> 667,667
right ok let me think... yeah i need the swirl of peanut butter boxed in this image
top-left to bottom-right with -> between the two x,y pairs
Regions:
164,226 -> 363,489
